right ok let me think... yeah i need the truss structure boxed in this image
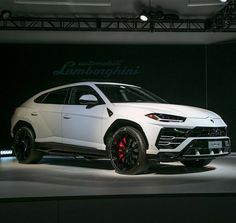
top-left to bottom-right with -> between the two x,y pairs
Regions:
0,1 -> 235,32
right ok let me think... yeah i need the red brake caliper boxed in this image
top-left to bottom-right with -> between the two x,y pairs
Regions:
118,137 -> 127,160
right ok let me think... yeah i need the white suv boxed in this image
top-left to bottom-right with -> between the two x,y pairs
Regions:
11,82 -> 231,174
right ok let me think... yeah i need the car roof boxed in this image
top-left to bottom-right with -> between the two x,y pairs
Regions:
33,82 -> 139,98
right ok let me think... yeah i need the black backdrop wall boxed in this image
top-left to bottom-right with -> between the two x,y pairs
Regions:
207,43 -> 236,151
0,43 -> 234,151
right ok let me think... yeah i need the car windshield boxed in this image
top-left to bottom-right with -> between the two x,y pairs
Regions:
96,84 -> 166,103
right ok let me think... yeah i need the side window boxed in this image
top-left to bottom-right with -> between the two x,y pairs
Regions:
42,88 -> 69,104
34,93 -> 48,103
69,85 -> 103,105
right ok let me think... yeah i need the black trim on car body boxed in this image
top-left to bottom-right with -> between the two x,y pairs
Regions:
36,142 -> 107,158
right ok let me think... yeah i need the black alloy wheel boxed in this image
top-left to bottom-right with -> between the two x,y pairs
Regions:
107,126 -> 147,175
13,126 -> 42,164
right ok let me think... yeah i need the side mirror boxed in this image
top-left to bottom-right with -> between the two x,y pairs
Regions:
79,94 -> 98,108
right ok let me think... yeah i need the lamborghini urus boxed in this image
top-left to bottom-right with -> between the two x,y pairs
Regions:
11,82 -> 231,174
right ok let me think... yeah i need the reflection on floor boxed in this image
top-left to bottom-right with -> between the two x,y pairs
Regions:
0,154 -> 236,198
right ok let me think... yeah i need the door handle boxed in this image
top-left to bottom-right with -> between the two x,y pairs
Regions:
63,116 -> 71,119
31,112 -> 38,116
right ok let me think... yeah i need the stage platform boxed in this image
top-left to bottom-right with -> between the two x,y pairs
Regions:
0,154 -> 236,198
1,154 -> 236,223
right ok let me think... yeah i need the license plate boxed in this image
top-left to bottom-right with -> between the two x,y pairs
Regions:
208,141 -> 222,149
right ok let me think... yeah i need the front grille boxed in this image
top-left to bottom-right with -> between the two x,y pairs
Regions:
156,127 -> 227,149
188,127 -> 227,137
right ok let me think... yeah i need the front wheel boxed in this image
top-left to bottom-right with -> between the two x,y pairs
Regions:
181,159 -> 212,168
107,126 -> 148,175
13,126 -> 43,164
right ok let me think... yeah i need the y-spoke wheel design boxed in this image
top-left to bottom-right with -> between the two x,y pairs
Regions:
107,126 -> 147,175
13,126 -> 42,164
112,133 -> 139,171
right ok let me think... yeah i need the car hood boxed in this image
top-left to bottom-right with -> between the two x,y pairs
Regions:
113,103 -> 220,119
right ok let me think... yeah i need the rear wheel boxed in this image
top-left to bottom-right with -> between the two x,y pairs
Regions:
13,126 -> 43,164
181,159 -> 212,168
107,126 -> 148,175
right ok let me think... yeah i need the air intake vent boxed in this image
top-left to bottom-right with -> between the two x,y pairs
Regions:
183,138 -> 231,157
156,128 -> 189,149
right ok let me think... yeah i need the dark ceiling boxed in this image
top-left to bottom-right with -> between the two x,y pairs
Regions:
1,0 -> 236,44
0,0 -> 227,18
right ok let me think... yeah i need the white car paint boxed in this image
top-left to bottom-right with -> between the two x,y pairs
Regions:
11,82 -> 230,158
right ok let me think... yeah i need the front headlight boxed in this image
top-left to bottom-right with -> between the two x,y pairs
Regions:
145,113 -> 186,122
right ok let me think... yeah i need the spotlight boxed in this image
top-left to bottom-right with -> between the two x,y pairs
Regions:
1,10 -> 12,20
220,0 -> 227,2
139,14 -> 148,21
139,10 -> 164,21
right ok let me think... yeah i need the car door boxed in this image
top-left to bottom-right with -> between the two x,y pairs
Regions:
62,85 -> 107,150
33,88 -> 69,143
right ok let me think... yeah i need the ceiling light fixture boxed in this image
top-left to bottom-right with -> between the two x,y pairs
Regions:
1,10 -> 12,20
139,10 -> 164,21
139,14 -> 148,21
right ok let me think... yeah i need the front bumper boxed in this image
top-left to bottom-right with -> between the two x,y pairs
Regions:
148,137 -> 231,162
147,126 -> 231,161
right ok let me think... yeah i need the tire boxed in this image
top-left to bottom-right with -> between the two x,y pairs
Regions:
107,126 -> 148,175
181,159 -> 212,168
13,126 -> 43,164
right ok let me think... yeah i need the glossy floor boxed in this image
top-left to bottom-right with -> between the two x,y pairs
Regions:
0,154 -> 236,198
